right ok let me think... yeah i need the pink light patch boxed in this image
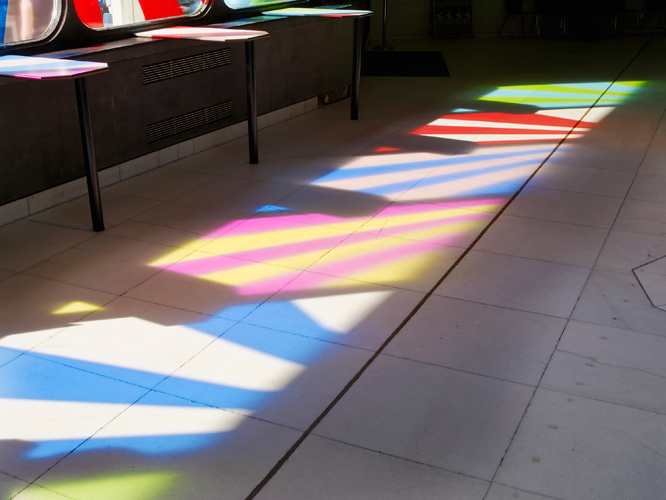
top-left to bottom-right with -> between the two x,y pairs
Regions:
375,147 -> 402,153
157,200 -> 511,295
204,213 -> 351,239
160,255 -> 246,276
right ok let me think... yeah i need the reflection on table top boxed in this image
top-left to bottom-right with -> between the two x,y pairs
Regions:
262,7 -> 372,17
0,55 -> 108,81
135,26 -> 270,42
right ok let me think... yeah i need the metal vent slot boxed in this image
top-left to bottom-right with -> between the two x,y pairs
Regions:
146,100 -> 234,142
142,48 -> 231,85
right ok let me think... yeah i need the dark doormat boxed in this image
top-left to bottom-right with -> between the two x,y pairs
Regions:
361,50 -> 450,77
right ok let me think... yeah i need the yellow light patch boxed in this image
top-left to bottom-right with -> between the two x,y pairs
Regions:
17,472 -> 179,500
148,248 -> 194,267
199,224 -> 348,256
202,261 -> 293,287
349,250 -> 445,285
53,301 -> 101,315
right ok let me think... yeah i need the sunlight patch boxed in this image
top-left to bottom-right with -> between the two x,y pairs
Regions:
16,472 -> 179,500
291,290 -> 394,334
53,301 -> 101,315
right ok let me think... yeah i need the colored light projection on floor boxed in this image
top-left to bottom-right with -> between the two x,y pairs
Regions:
152,200 -> 498,295
413,81 -> 643,145
480,81 -> 644,108
311,147 -> 555,200
1,79 -> 643,500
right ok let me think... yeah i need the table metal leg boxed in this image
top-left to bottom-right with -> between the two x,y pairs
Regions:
74,77 -> 104,232
351,17 -> 363,120
245,40 -> 259,164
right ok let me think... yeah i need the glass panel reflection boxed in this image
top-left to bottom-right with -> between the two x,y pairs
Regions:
1,0 -> 59,45
76,0 -> 208,30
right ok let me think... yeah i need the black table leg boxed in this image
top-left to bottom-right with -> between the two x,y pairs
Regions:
74,77 -> 104,232
245,40 -> 259,164
351,17 -> 363,120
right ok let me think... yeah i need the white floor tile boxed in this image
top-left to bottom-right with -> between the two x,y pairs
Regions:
125,258 -> 301,320
634,267 -> 666,309
485,483 -> 556,500
103,168 -> 216,202
104,219 -> 213,251
434,251 -> 590,318
576,127 -> 653,152
155,322 -> 372,430
277,184 -> 393,221
504,186 -> 623,229
315,355 -> 534,481
225,154 -> 338,186
0,274 -> 115,347
571,269 -> 666,337
627,173 -> 666,203
385,296 -> 566,386
32,391 -> 302,500
305,118 -> 405,143
171,175 -> 301,214
528,163 -> 634,198
1,474 -> 34,500
496,389 -> 666,500
12,484 -> 74,499
542,321 -> 666,414
637,151 -> 666,176
225,129 -> 305,155
27,192 -> 161,231
23,234 -> 191,295
474,215 -> 608,268
242,275 -> 426,350
308,233 -> 464,293
614,198 -> 666,236
0,220 -> 93,272
197,216 -> 353,270
255,435 -> 490,500
28,297 -> 231,388
362,201 -> 496,249
129,201 -> 247,237
164,146 -> 248,175
269,134 -> 377,159
0,354 -> 148,482
594,229 -> 666,274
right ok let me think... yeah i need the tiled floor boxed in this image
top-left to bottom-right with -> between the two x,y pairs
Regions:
1,34 -> 666,500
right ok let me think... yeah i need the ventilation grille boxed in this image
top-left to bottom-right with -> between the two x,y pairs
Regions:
142,49 -> 232,85
147,101 -> 233,142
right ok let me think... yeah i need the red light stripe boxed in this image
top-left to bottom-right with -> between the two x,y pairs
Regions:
73,0 -> 104,28
413,125 -> 571,136
438,112 -> 590,128
137,0 -> 184,20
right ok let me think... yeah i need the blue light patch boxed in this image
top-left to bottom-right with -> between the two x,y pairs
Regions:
256,205 -> 291,213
